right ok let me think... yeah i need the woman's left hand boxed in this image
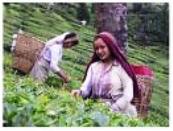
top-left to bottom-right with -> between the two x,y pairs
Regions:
71,89 -> 81,97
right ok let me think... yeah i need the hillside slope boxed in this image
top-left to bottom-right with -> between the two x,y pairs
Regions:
3,3 -> 169,126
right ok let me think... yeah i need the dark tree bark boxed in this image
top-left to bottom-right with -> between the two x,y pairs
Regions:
95,3 -> 128,54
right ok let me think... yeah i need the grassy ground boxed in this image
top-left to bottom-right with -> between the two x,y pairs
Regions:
3,3 -> 169,126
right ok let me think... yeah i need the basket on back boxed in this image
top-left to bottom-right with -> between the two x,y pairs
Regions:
131,65 -> 154,118
12,33 -> 45,74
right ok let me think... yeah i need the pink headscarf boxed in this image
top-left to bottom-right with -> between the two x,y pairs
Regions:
83,32 -> 140,99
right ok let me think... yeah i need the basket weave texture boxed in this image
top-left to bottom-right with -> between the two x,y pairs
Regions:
12,33 -> 45,73
131,65 -> 154,118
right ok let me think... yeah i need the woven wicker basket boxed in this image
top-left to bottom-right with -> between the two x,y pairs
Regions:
12,33 -> 45,74
131,65 -> 154,118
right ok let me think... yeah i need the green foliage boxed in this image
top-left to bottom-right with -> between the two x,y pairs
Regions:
77,3 -> 90,23
3,3 -> 169,127
46,76 -> 64,88
129,3 -> 169,43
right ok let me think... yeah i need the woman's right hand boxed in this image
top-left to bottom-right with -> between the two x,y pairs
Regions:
71,89 -> 81,97
57,70 -> 70,83
63,76 -> 70,83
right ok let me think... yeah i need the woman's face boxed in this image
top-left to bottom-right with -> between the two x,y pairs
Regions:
94,38 -> 111,61
63,37 -> 77,48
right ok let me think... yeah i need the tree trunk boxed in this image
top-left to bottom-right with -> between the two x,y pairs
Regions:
95,3 -> 128,54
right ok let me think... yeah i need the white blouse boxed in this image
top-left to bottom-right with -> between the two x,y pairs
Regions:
80,60 -> 135,113
41,32 -> 70,73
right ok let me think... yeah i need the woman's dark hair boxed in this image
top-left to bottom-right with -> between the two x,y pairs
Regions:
64,32 -> 79,45
64,32 -> 77,40
83,32 -> 140,99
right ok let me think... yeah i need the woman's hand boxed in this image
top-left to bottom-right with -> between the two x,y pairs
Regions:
63,75 -> 70,83
71,89 -> 81,97
57,70 -> 70,83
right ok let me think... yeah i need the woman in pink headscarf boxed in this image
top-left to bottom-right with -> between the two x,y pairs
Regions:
71,32 -> 139,117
